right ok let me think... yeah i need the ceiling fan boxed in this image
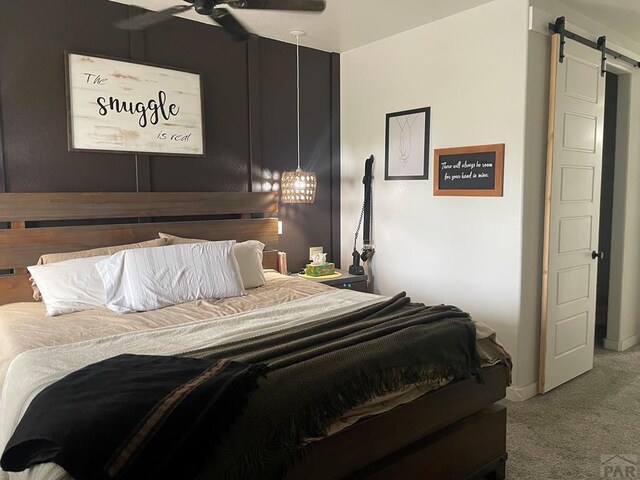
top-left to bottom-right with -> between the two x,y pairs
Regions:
115,0 -> 327,42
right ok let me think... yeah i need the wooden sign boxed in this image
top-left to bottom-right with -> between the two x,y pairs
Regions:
433,144 -> 504,197
66,53 -> 204,156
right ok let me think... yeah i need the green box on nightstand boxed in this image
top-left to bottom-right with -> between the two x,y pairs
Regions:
305,262 -> 335,277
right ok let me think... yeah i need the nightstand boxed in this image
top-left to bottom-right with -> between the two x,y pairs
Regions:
293,269 -> 369,293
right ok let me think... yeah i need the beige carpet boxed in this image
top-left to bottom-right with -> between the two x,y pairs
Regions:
504,344 -> 640,479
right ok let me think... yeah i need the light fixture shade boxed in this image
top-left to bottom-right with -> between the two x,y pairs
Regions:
281,169 -> 317,204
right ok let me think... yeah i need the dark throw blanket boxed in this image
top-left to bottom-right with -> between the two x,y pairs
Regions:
189,292 -> 481,479
2,292 -> 481,480
0,355 -> 266,480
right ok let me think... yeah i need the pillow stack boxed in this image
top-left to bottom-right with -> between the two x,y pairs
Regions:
96,241 -> 245,314
30,238 -> 169,301
27,256 -> 110,317
27,237 -> 264,317
159,233 -> 267,289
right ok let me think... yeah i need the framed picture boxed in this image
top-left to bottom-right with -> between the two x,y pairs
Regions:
384,107 -> 430,180
66,52 -> 205,156
433,144 -> 505,197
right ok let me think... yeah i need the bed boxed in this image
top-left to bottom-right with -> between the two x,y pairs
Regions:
0,192 -> 510,480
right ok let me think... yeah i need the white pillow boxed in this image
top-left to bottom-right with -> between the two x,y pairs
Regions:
158,233 -> 267,289
233,240 -> 266,289
27,256 -> 109,316
95,241 -> 246,313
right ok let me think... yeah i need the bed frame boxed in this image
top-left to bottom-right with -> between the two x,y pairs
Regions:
0,192 -> 279,305
0,192 -> 507,479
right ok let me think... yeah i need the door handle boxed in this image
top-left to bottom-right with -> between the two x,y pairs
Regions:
592,250 -> 605,260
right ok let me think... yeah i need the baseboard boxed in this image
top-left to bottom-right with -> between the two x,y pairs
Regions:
505,382 -> 537,402
603,332 -> 640,352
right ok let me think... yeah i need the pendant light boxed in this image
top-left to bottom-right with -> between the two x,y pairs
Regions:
281,30 -> 317,204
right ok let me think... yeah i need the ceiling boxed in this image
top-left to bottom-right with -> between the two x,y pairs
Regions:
109,0 -> 495,52
557,0 -> 640,45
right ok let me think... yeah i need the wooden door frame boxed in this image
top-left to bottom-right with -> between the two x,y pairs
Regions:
538,33 -> 560,394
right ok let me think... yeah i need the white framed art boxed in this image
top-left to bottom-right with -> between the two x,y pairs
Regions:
66,53 -> 204,156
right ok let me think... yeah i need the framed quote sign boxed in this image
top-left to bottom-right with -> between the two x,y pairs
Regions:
66,53 -> 204,156
433,143 -> 504,197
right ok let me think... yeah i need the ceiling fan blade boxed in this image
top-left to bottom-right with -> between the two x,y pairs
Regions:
114,5 -> 193,30
226,0 -> 326,12
211,9 -> 250,41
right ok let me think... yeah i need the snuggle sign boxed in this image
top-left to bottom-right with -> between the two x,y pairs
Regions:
66,53 -> 204,155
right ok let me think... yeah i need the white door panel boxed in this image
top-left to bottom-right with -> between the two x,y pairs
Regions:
562,113 -> 598,151
555,312 -> 589,356
558,216 -> 592,254
540,34 -> 605,393
560,167 -> 595,202
564,57 -> 600,102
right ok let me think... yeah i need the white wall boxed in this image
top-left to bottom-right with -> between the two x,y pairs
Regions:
341,0 -> 640,400
341,0 -> 531,389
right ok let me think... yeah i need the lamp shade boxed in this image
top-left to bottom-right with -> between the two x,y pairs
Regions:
281,169 -> 317,204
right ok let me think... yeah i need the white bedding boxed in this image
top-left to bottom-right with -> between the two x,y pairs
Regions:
0,289 -> 382,480
0,271 -> 331,390
0,274 -> 504,480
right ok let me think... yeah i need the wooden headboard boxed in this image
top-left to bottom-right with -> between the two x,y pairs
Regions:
0,192 -> 279,305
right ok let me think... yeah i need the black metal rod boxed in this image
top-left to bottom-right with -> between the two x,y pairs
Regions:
549,18 -> 640,69
362,155 -> 373,245
553,17 -> 566,62
603,47 -> 640,69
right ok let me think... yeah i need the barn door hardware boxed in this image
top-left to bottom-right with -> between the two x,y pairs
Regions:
549,16 -> 640,69
597,36 -> 607,76
550,16 -> 566,62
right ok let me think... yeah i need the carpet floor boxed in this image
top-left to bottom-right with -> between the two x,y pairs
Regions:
504,344 -> 640,479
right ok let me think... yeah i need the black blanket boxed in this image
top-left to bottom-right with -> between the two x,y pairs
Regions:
0,354 -> 266,480
187,293 -> 481,479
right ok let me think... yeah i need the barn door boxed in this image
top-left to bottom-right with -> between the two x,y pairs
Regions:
539,34 -> 606,394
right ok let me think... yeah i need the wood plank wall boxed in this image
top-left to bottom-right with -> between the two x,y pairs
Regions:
0,0 -> 340,272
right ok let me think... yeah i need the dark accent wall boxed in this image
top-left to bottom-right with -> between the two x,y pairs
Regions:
0,0 -> 339,272
256,38 -> 340,272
